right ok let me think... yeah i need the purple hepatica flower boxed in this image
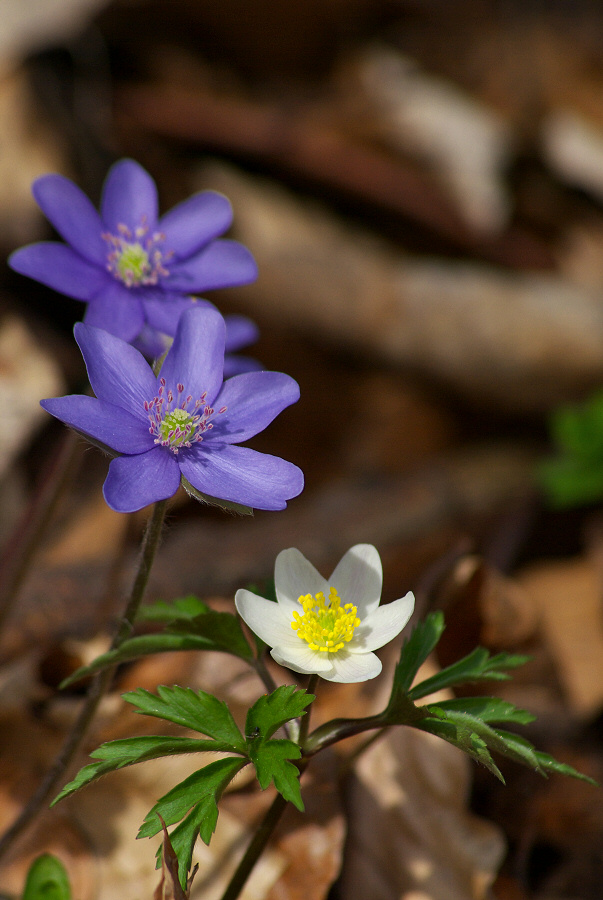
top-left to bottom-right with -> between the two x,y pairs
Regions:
41,306 -> 303,513
9,159 -> 258,344
133,299 -> 263,377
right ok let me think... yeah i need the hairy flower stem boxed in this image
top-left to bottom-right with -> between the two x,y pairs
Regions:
251,656 -> 296,740
298,673 -> 318,748
252,654 -> 278,694
0,430 -> 82,636
303,713 -> 388,757
304,693 -> 429,757
0,499 -> 168,863
220,677 -> 321,900
220,791 -> 289,900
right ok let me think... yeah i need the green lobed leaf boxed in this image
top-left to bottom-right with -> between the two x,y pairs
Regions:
61,624 -> 253,688
139,757 -> 247,889
249,738 -> 303,810
22,854 -> 71,900
137,595 -> 210,623
420,707 -> 589,780
425,706 -> 543,773
245,685 -> 314,741
482,727 -> 546,773
123,686 -> 245,750
167,611 -> 253,659
138,756 -> 246,839
408,647 -> 529,701
494,730 -> 598,785
550,392 -> 603,461
432,697 -> 536,726
537,456 -> 603,509
180,476 -> 253,515
242,685 -> 313,812
538,390 -> 603,509
413,706 -> 595,786
388,612 -> 445,706
52,735 -> 235,804
532,747 -> 598,785
416,716 -> 504,782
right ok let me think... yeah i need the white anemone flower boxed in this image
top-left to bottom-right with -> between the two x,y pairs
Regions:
235,544 -> 415,683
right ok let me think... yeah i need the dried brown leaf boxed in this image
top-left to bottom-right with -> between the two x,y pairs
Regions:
154,815 -> 196,900
339,725 -> 505,900
518,557 -> 603,716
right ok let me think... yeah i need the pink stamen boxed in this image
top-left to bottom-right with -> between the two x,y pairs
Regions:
144,381 -> 228,455
102,218 -> 171,287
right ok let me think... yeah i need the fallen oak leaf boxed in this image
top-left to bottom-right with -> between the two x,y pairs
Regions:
154,815 -> 198,900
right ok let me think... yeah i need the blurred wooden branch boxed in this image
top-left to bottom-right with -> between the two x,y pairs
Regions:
202,164 -> 603,412
117,83 -> 553,271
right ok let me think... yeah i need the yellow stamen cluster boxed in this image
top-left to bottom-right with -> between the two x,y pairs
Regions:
291,586 -> 360,653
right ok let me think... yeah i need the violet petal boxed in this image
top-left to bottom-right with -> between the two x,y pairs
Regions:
141,293 -> 197,335
32,174 -> 106,265
210,371 -> 299,443
224,314 -> 260,353
103,448 -> 181,512
8,243 -> 107,301
167,240 -> 258,292
41,395 -> 154,454
74,322 -> 157,419
158,306 -> 225,406
101,159 -> 159,234
83,280 -> 146,343
179,443 -> 303,510
159,191 -> 233,259
131,325 -> 171,360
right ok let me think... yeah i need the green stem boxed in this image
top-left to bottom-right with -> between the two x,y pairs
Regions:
304,692 -> 429,757
298,673 -> 318,749
303,713 -> 387,757
220,791 -> 289,900
111,499 -> 167,647
252,654 -> 278,695
0,498 -> 168,862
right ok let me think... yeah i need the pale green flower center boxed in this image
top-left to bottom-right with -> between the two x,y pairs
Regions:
116,241 -> 151,285
291,587 -> 360,653
145,379 -> 227,455
159,407 -> 197,449
103,221 -> 170,287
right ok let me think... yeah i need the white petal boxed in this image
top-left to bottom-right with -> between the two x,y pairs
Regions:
329,544 -> 383,617
351,592 -> 415,653
327,650 -> 383,683
235,590 -> 292,647
274,547 -> 329,614
270,643 -> 334,674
